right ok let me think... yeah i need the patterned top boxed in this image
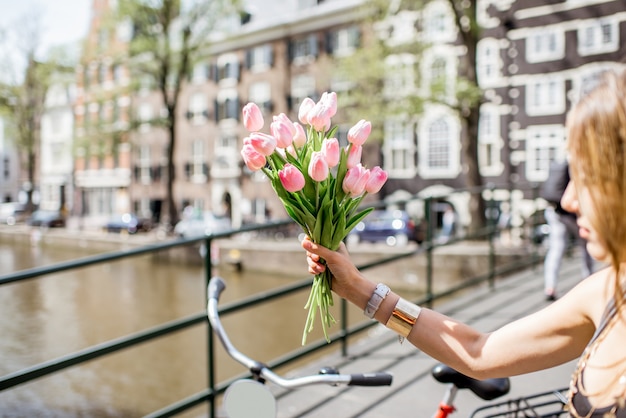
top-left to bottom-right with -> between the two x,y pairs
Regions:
569,299 -> 626,417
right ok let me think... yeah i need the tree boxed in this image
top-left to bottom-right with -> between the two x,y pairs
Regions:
118,0 -> 240,229
338,0 -> 486,232
0,13 -> 74,212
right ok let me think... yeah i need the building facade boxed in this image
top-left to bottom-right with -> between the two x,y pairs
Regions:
68,0 -> 626,230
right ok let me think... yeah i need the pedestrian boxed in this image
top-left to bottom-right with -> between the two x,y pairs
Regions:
301,68 -> 626,417
541,161 -> 594,301
438,205 -> 456,244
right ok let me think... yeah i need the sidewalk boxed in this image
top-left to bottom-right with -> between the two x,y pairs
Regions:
271,252 -> 586,417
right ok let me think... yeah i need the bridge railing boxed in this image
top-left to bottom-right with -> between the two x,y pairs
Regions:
0,183 -> 545,417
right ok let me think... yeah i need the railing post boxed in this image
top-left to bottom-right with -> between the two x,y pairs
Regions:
488,185 -> 496,290
341,298 -> 348,357
205,236 -> 216,418
425,197 -> 434,307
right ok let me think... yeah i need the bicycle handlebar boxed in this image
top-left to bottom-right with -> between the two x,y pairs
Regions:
207,276 -> 393,388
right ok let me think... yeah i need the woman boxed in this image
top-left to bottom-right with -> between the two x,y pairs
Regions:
302,69 -> 626,417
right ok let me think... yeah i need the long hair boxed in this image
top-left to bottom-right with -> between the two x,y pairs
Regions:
566,69 -> 626,310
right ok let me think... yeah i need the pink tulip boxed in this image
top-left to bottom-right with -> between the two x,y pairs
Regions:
346,144 -> 362,168
322,138 -> 340,167
242,102 -> 264,132
241,144 -> 266,171
342,164 -> 370,196
293,122 -> 307,147
271,120 -> 294,148
307,101 -> 332,132
320,92 -> 337,118
248,132 -> 277,156
365,166 -> 388,194
298,98 -> 315,125
279,164 -> 306,193
347,119 -> 371,146
273,114 -> 296,134
308,151 -> 329,182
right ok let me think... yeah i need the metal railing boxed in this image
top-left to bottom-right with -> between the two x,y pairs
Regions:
0,184 -> 545,417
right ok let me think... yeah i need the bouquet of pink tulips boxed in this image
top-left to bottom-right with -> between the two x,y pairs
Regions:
240,92 -> 388,344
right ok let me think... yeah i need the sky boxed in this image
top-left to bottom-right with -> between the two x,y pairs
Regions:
0,0 -> 91,53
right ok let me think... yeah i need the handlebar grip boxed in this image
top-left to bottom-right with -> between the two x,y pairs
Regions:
348,372 -> 393,386
208,276 -> 226,301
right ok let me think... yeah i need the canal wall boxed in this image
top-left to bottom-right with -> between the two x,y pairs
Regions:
0,225 -> 540,293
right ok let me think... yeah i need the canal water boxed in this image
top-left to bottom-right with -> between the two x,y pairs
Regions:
0,238 -> 355,417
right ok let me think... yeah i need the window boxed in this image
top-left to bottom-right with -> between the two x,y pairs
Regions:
188,92 -> 208,125
212,133 -> 239,178
138,103 -> 153,133
383,118 -> 416,178
98,63 -> 108,85
248,82 -> 272,115
526,76 -> 565,116
327,26 -> 360,57
140,144 -> 151,184
422,51 -> 454,101
478,105 -> 502,175
217,54 -> 240,84
246,44 -> 273,72
290,35 -> 318,65
525,125 -> 566,182
526,28 -> 564,63
215,90 -> 239,122
384,54 -> 416,97
572,67 -> 615,103
418,109 -> 460,178
290,74 -> 316,111
578,18 -> 618,56
428,119 -> 450,169
191,139 -> 207,182
477,38 -> 501,87
423,1 -> 455,43
191,62 -> 210,84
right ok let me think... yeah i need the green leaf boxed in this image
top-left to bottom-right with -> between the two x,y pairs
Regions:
346,207 -> 375,233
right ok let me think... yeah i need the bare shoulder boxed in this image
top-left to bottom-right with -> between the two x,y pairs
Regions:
562,266 -> 614,326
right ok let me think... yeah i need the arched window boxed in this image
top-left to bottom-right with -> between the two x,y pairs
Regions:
427,118 -> 450,169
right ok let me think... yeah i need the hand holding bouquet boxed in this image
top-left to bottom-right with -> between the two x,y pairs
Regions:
241,92 -> 388,344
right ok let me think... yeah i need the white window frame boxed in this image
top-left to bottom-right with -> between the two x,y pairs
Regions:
578,17 -> 619,56
421,47 -> 456,102
140,144 -> 151,185
478,104 -> 503,176
249,44 -> 273,72
291,74 -> 316,110
418,107 -> 460,179
138,103 -> 153,133
383,116 -> 416,178
191,139 -> 206,183
525,75 -> 565,116
212,131 -> 240,179
422,0 -> 456,44
525,125 -> 567,182
477,38 -> 501,88
384,54 -> 416,98
188,92 -> 207,125
526,27 -> 565,63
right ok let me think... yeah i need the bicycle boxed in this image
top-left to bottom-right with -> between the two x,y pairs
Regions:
209,275 -> 569,418
207,276 -> 393,418
431,363 -> 569,417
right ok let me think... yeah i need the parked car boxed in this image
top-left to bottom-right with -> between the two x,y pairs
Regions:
0,202 -> 27,226
27,210 -> 66,228
105,213 -> 152,234
347,209 -> 417,246
174,212 -> 231,239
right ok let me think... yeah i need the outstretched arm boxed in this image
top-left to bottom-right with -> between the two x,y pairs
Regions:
302,237 -> 600,379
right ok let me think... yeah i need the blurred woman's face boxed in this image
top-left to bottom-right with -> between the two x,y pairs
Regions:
561,178 -> 609,263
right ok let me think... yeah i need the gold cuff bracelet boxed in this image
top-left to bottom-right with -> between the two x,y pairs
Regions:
386,298 -> 422,339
